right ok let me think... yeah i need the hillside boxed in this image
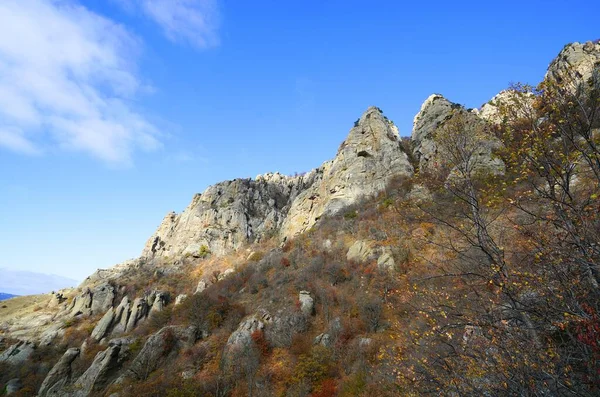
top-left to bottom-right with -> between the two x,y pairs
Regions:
1,40 -> 600,396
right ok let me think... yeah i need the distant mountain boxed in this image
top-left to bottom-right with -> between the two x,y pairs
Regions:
0,292 -> 17,301
0,268 -> 78,296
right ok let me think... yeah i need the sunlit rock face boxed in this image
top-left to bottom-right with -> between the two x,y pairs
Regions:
545,41 -> 600,85
142,106 -> 413,260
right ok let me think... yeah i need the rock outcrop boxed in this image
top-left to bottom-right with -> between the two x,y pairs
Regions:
38,347 -> 80,397
0,341 -> 35,365
411,94 -> 459,171
68,283 -> 115,318
141,173 -> 311,260
227,312 -> 272,348
280,107 -> 413,236
141,107 -> 413,261
124,326 -> 198,381
71,345 -> 124,396
477,90 -> 535,124
411,94 -> 504,175
298,291 -> 314,316
546,41 -> 600,85
91,308 -> 115,341
5,379 -> 22,395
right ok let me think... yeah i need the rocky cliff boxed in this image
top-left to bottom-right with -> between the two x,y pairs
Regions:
142,106 -> 413,261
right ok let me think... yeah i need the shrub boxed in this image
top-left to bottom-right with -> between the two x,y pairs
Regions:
198,245 -> 211,258
359,297 -> 383,332
343,211 -> 358,220
292,345 -> 333,386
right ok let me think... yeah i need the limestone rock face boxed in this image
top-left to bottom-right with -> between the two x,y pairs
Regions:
38,347 -> 80,397
411,94 -> 458,171
411,94 -> 504,175
141,173 -> 312,260
477,90 -> 535,124
281,107 -> 413,236
141,107 -> 412,261
546,41 -> 600,85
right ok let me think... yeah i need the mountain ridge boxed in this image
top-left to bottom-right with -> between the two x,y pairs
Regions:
1,40 -> 599,396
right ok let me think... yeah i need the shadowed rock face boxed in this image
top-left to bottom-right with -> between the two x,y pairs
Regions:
141,106 -> 413,260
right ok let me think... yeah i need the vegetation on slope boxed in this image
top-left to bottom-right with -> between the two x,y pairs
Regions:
2,59 -> 600,397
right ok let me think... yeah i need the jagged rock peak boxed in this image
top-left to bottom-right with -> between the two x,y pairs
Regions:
340,106 -> 401,152
411,94 -> 459,169
413,94 -> 451,126
142,106 -> 413,260
546,41 -> 600,84
280,106 -> 413,236
411,94 -> 504,175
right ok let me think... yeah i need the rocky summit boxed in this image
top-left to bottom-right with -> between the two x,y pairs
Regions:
1,41 -> 600,397
142,105 -> 413,261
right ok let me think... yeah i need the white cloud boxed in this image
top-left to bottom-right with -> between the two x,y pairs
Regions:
116,0 -> 220,48
0,127 -> 41,155
0,0 -> 160,165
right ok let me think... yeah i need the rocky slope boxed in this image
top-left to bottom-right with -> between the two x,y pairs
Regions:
1,40 -> 599,397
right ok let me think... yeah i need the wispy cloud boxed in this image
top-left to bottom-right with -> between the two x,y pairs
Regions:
115,0 -> 220,48
0,0 -> 160,165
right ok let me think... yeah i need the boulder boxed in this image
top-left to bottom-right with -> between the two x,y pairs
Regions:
72,345 -> 124,396
195,280 -> 208,295
5,378 -> 22,395
174,294 -> 187,305
346,240 -> 376,263
227,313 -> 271,347
313,333 -> 331,347
38,347 -> 80,397
0,341 -> 35,365
125,326 -> 197,380
125,298 -> 148,332
91,308 -> 115,341
298,291 -> 314,316
217,268 -> 235,281
377,247 -> 396,272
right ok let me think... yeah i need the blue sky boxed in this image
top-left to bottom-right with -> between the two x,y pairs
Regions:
0,0 -> 597,282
